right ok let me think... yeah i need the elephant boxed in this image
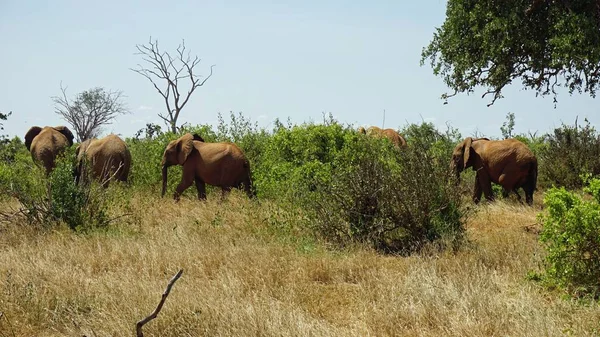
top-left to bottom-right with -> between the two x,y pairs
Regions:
24,125 -> 75,174
161,133 -> 255,200
358,126 -> 407,148
450,137 -> 538,205
75,134 -> 131,187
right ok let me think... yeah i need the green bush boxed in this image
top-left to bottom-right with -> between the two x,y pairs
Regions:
538,177 -> 600,297
126,132 -> 181,191
309,126 -> 464,253
538,119 -> 600,189
0,149 -> 111,231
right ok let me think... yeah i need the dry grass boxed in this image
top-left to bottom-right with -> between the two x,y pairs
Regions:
0,192 -> 599,337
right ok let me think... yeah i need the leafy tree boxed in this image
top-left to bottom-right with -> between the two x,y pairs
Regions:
422,0 -> 600,106
53,86 -> 128,141
500,112 -> 516,139
0,111 -> 13,155
134,123 -> 164,141
0,110 -> 10,128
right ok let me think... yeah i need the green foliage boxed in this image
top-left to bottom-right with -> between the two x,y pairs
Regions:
539,179 -> 600,297
538,119 -> 600,189
0,149 -> 111,231
47,153 -> 110,230
0,110 -> 11,135
311,131 -> 463,253
422,0 -> 600,105
126,131 -> 181,191
253,118 -> 347,200
500,112 -> 515,139
0,142 -> 42,202
134,123 -> 164,140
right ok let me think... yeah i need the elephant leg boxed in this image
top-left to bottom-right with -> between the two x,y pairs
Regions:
221,186 -> 232,200
195,177 -> 206,200
524,186 -> 534,206
473,172 -> 483,204
174,176 -> 194,201
241,173 -> 254,198
477,170 -> 494,202
513,189 -> 523,203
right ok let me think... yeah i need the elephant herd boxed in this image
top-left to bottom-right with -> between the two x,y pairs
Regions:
24,126 -> 254,200
24,124 -> 538,205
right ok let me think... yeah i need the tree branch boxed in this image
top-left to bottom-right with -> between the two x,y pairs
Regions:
131,37 -> 214,133
135,269 -> 183,337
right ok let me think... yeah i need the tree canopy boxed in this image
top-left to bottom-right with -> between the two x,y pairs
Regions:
421,0 -> 600,106
53,86 -> 128,141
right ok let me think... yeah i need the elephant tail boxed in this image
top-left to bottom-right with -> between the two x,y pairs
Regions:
242,160 -> 256,198
527,160 -> 538,192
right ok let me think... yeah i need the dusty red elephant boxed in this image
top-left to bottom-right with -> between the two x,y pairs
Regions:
161,133 -> 255,200
358,126 -> 407,148
24,125 -> 75,174
451,137 -> 538,205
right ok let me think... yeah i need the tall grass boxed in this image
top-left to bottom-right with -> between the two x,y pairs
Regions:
1,195 -> 599,336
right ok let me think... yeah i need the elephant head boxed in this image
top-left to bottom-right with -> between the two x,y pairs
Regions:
358,127 -> 367,134
451,137 -> 491,180
451,137 -> 473,179
161,133 -> 196,197
25,126 -> 75,151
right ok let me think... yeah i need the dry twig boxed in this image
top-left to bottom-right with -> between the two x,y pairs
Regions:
135,269 -> 184,337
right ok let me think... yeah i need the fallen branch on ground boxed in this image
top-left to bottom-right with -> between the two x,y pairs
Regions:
135,269 -> 184,337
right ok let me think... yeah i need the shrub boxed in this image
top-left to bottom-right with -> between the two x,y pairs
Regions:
0,150 -> 111,231
538,119 -> 600,189
311,128 -> 464,253
253,118 -> 347,200
538,177 -> 600,297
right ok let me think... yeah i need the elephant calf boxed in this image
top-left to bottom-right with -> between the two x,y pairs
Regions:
161,133 -> 255,200
25,125 -> 75,174
451,137 -> 538,205
75,134 -> 131,187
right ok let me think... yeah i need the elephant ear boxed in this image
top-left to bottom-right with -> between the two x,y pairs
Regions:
53,126 -> 75,146
358,127 -> 366,134
463,137 -> 473,168
75,139 -> 91,158
24,126 -> 42,151
177,133 -> 195,165
192,133 -> 205,142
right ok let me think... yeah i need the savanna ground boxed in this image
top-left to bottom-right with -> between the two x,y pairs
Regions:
1,116 -> 600,336
1,190 -> 599,337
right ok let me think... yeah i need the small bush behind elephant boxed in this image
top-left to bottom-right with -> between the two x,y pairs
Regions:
451,137 -> 538,205
24,126 -> 75,174
161,133 -> 255,200
75,134 -> 131,187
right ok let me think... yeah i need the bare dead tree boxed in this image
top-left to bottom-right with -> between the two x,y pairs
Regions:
131,37 -> 215,133
136,269 -> 183,337
53,85 -> 128,142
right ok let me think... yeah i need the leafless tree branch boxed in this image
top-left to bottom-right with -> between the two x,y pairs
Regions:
130,37 -> 215,133
135,269 -> 184,337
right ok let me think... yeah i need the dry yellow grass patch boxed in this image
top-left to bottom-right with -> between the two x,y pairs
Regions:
0,193 -> 599,336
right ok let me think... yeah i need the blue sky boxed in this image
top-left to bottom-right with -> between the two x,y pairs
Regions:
0,0 -> 597,140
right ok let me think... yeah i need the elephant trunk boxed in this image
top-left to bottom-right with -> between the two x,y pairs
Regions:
161,164 -> 168,197
450,162 -> 461,184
